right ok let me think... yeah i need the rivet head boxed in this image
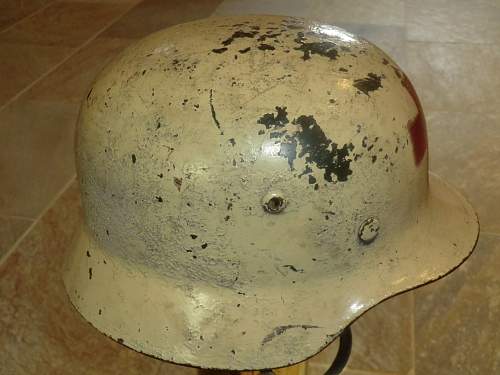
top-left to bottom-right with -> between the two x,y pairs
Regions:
358,217 -> 380,244
262,191 -> 286,214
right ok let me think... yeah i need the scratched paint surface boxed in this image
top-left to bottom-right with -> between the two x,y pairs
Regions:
64,15 -> 479,371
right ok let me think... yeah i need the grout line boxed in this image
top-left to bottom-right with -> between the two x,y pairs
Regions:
0,214 -> 37,221
0,0 -> 57,35
0,0 -> 141,114
0,174 -> 76,268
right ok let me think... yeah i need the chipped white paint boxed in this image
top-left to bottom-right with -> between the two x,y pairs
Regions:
63,15 -> 479,370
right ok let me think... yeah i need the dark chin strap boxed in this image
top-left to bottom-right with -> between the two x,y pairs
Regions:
260,326 -> 353,375
324,326 -> 352,375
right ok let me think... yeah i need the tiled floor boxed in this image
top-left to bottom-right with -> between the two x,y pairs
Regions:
0,1 -> 499,374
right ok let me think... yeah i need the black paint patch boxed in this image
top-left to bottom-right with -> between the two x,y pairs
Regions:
262,325 -> 320,345
117,338 -> 124,344
258,43 -> 275,51
222,30 -> 259,46
258,32 -> 282,41
353,73 -> 383,96
201,243 -> 208,249
212,47 -> 228,54
270,130 -> 287,138
209,89 -> 224,135
131,154 -> 136,163
88,267 -> 92,280
292,115 -> 354,182
257,110 -> 355,182
190,234 -> 198,239
155,196 -> 163,202
283,265 -> 304,273
278,135 -> 298,170
86,250 -> 91,257
228,138 -> 236,146
174,177 -> 182,191
257,106 -> 289,129
239,47 -> 251,53
294,32 -> 338,61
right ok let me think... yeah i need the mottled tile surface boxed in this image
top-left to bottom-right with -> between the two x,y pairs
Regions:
102,0 -> 224,39
347,293 -> 413,374
0,41 -> 73,107
25,36 -> 136,103
0,1 -> 132,47
414,234 -> 500,375
0,99 -> 79,218
0,0 -> 53,31
406,0 -> 500,44
0,216 -> 33,259
214,0 -> 404,26
427,111 -> 500,233
405,42 -> 500,114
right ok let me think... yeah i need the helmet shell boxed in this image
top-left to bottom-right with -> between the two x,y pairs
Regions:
64,15 -> 478,370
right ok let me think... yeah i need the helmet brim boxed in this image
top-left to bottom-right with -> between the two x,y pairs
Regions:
63,172 -> 479,370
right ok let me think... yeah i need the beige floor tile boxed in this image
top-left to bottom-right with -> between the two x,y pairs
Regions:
0,1 -> 132,47
346,292 -> 413,374
102,0 -> 223,39
0,41 -> 73,107
0,181 -> 164,374
214,0 -> 404,26
426,111 -> 500,233
156,362 -> 200,375
0,99 -> 79,218
414,233 -> 500,374
405,42 -> 500,114
212,0 -> 311,17
406,0 -> 500,44
0,216 -> 33,259
26,36 -> 136,103
64,0 -> 140,3
0,0 -> 53,31
312,0 -> 405,27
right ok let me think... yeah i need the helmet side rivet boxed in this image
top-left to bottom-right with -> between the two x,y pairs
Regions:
262,192 -> 286,214
358,217 -> 380,244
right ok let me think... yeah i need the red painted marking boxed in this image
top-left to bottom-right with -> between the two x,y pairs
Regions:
401,73 -> 427,166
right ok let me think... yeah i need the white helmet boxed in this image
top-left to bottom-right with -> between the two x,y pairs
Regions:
63,15 -> 479,371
